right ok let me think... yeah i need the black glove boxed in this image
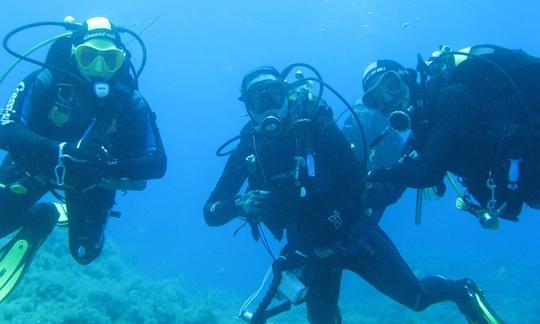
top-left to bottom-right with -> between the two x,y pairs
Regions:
235,190 -> 271,222
234,190 -> 272,241
62,135 -> 112,165
57,136 -> 114,189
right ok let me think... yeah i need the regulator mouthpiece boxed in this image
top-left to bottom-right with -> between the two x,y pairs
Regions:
388,110 -> 411,132
93,82 -> 110,98
259,115 -> 283,134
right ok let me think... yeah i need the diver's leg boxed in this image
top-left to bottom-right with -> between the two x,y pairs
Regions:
342,223 -> 435,309
303,256 -> 343,324
0,157 -> 50,237
0,157 -> 58,301
65,188 -> 115,265
343,223 -> 502,323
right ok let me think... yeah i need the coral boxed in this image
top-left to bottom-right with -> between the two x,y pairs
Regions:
0,227 -> 538,323
0,229 -> 240,323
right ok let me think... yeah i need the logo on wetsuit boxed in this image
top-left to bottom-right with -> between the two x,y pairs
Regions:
328,211 -> 343,229
1,82 -> 25,126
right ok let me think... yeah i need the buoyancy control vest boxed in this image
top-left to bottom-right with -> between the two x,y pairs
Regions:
420,44 -> 540,218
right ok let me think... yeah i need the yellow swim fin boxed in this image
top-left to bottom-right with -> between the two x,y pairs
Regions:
458,279 -> 504,324
0,203 -> 58,302
0,234 -> 45,301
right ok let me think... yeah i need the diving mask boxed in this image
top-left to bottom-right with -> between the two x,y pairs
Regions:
245,81 -> 287,115
362,71 -> 410,112
73,38 -> 125,81
244,77 -> 289,133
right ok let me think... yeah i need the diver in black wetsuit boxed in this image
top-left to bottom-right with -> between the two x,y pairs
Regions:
0,17 -> 166,300
204,66 -> 502,324
362,45 -> 540,228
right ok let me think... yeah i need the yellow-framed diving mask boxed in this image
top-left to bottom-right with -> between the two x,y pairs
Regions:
73,38 -> 125,81
362,71 -> 410,113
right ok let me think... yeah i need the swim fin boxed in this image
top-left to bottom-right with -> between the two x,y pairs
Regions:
457,279 -> 504,324
0,203 -> 58,302
54,202 -> 69,227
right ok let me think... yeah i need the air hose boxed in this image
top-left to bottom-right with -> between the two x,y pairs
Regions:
0,32 -> 72,85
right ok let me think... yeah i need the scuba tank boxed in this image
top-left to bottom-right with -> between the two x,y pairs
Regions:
418,44 -> 540,226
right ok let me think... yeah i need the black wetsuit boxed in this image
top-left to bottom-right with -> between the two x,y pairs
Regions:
369,50 -> 540,221
0,68 -> 166,264
204,101 -> 468,323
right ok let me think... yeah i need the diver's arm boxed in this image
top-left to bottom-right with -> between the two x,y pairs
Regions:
107,92 -> 167,180
369,88 -> 475,188
109,149 -> 167,180
203,146 -> 249,226
0,70 -> 60,170
362,182 -> 407,209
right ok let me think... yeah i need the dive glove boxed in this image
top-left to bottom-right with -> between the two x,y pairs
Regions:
56,136 -> 115,189
61,135 -> 112,165
235,190 -> 271,222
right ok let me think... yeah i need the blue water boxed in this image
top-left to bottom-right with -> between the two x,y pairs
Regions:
0,0 -> 539,322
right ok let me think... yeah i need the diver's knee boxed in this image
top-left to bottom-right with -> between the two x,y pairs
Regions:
26,202 -> 58,233
409,275 -> 451,312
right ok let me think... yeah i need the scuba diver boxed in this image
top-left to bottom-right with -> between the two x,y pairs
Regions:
361,45 -> 540,228
341,99 -> 404,170
0,17 -> 166,301
204,65 -> 502,324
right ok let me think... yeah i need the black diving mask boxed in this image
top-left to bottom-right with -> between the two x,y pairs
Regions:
245,81 -> 288,115
244,80 -> 289,133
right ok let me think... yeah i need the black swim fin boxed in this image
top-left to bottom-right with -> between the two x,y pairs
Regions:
457,279 -> 504,324
0,203 -> 58,302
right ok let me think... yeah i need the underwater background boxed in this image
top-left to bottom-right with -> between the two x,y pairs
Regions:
0,0 -> 539,322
